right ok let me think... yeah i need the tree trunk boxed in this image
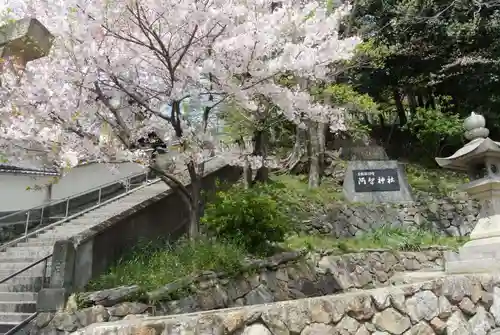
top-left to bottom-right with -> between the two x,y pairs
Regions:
393,88 -> 407,126
407,91 -> 417,116
318,122 -> 327,177
307,121 -> 321,188
186,161 -> 201,239
417,92 -> 425,108
150,164 -> 199,239
426,93 -> 436,109
236,137 -> 252,188
252,128 -> 269,184
285,125 -> 307,172
378,114 -> 385,127
243,157 -> 252,189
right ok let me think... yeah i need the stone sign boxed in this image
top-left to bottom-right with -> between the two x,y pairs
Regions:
343,160 -> 414,203
352,168 -> 400,192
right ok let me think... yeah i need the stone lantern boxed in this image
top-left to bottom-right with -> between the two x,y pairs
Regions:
436,112 -> 500,273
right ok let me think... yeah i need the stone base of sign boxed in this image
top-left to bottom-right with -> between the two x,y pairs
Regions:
343,160 -> 414,203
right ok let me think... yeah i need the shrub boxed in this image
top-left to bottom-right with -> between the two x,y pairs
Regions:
404,102 -> 463,158
201,183 -> 290,254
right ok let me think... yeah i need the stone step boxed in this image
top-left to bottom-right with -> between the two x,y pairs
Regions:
16,240 -> 55,248
45,225 -> 92,233
68,218 -> 99,226
0,248 -> 52,262
81,203 -> 132,216
0,301 -> 36,313
0,292 -> 36,302
0,265 -> 51,279
389,269 -> 446,285
0,276 -> 49,292
0,322 -> 17,334
0,269 -> 51,280
0,262 -> 51,271
0,256 -> 50,264
80,210 -> 127,220
37,230 -> 87,239
34,232 -> 77,241
63,220 -> 97,227
0,312 -> 34,323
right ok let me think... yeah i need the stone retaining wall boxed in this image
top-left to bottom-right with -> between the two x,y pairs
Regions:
306,199 -> 480,237
31,249 -> 445,334
63,274 -> 500,335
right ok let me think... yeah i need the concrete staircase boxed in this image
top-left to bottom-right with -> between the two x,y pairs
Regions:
0,154 -> 236,334
0,181 -> 171,334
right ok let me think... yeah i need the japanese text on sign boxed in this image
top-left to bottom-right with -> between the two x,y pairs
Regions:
352,168 -> 400,192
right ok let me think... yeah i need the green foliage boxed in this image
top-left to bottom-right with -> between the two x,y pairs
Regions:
346,0 -> 500,128
404,102 -> 464,157
284,226 -> 468,253
405,163 -> 469,197
202,174 -> 346,254
316,83 -> 379,139
218,98 -> 295,156
351,40 -> 392,69
218,101 -> 255,140
86,238 -> 246,291
321,84 -> 378,113
201,183 -> 290,254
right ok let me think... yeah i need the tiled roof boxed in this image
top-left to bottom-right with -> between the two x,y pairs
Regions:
0,164 -> 59,176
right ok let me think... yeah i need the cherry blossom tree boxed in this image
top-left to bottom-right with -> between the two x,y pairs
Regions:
0,0 -> 360,237
208,1 -> 361,187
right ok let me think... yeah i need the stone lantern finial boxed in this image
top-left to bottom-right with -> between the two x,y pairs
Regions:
464,112 -> 489,141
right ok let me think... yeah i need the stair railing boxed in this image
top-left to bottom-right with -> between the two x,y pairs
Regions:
0,254 -> 52,335
5,312 -> 38,335
0,171 -> 161,252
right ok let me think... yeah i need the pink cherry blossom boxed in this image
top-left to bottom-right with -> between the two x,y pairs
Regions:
0,0 -> 360,171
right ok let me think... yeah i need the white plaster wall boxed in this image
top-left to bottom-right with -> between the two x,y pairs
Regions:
0,162 -> 146,212
0,173 -> 52,212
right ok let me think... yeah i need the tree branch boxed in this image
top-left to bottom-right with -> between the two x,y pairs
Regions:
150,164 -> 193,202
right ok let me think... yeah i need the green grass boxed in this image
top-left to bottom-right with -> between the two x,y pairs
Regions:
86,238 -> 246,291
269,174 -> 344,212
273,161 -> 468,201
284,226 -> 468,253
404,163 -> 469,196
88,227 -> 467,292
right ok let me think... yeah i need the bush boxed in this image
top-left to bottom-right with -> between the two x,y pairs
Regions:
404,102 -> 463,158
201,183 -> 290,254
